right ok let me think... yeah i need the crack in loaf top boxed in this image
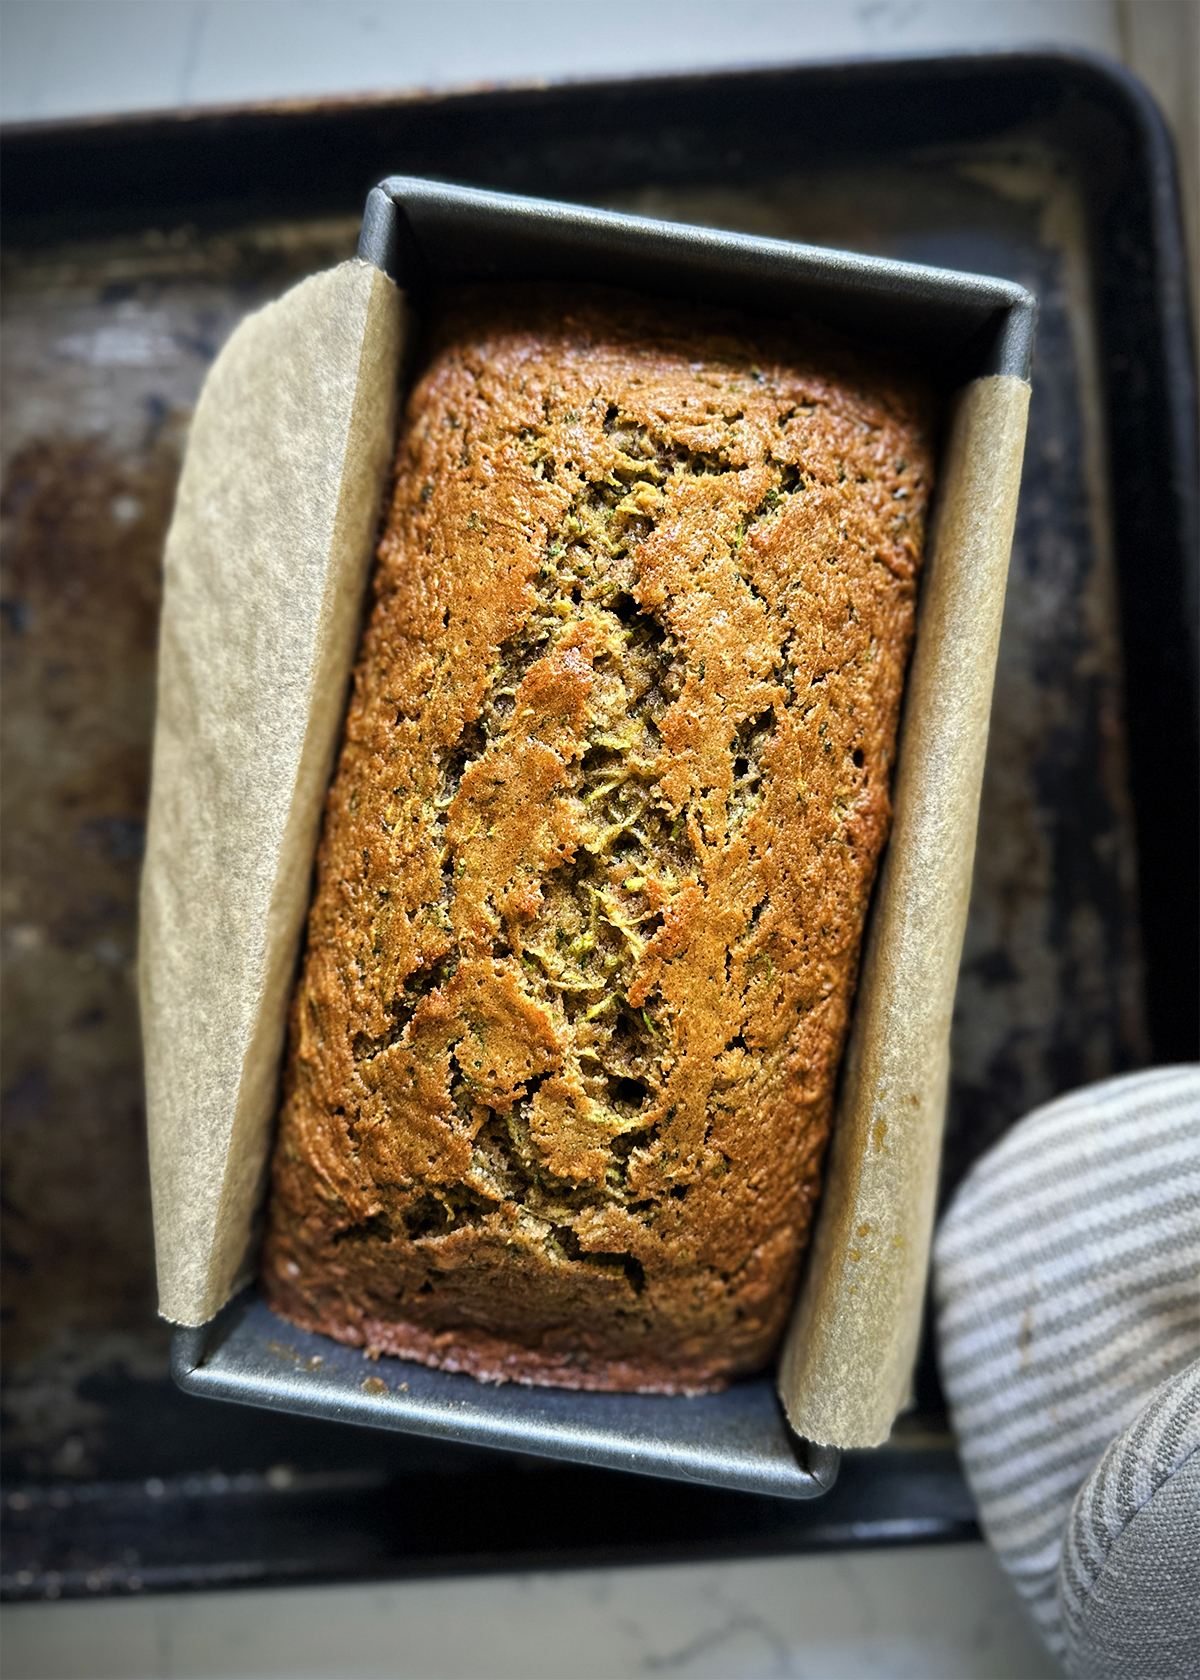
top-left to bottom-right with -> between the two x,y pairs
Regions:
263,282 -> 936,1394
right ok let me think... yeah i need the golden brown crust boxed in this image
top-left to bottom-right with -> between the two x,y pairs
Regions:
262,283 -> 935,1393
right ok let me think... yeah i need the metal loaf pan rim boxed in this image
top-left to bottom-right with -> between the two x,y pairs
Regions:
360,174 -> 1036,384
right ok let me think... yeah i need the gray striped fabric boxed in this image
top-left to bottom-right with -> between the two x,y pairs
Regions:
933,1066 -> 1200,1657
1058,1359 -> 1199,1678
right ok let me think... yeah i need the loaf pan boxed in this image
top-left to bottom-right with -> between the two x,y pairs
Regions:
166,175 -> 1035,1501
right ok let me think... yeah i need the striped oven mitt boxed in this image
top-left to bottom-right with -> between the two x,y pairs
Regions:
933,1066 -> 1200,1677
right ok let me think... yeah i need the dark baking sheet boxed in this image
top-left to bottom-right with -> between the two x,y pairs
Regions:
2,50 -> 1196,1599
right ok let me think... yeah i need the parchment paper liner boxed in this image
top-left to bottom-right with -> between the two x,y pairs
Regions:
139,259 -> 1028,1448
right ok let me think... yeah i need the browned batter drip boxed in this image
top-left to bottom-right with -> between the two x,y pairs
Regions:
262,284 -> 935,1393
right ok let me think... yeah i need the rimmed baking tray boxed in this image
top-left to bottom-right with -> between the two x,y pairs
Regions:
166,174 -> 1033,1502
2,49 -> 1195,1597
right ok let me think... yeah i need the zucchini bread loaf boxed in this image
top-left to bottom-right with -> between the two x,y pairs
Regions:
262,283 -> 935,1393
